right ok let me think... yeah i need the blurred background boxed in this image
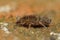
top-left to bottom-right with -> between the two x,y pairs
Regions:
0,0 -> 60,40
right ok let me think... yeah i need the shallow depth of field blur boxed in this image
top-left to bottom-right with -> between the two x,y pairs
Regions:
0,0 -> 60,40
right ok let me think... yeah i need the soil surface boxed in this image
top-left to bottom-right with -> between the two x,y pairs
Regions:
0,0 -> 60,40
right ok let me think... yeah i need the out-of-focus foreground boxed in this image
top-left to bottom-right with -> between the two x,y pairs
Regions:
0,0 -> 60,40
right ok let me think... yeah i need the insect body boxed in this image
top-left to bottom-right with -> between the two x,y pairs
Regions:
16,15 -> 51,28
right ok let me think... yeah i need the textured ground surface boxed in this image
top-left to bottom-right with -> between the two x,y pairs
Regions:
0,0 -> 60,40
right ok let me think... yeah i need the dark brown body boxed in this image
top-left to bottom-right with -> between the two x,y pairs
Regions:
16,15 -> 51,28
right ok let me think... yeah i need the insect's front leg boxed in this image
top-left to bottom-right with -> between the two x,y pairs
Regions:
28,23 -> 31,30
